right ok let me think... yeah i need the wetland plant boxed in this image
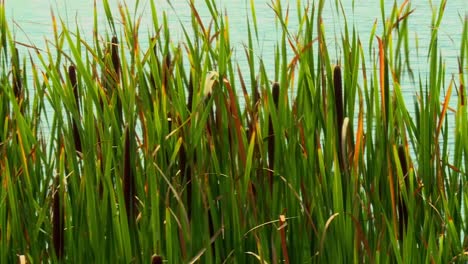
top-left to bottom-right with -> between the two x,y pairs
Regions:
0,0 -> 466,263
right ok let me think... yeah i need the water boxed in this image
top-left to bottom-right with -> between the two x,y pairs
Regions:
6,1 -> 465,68
6,1 -> 465,55
4,0 -> 467,146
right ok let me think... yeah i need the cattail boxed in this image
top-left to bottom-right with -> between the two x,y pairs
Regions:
12,48 -> 22,100
151,255 -> 163,264
72,122 -> 82,153
101,36 -> 120,110
397,145 -> 409,240
52,177 -> 64,260
461,83 -> 465,106
69,66 -> 82,152
123,125 -> 136,220
110,36 -> 124,126
397,146 -> 408,179
334,66 -> 344,132
268,82 -> 280,191
12,48 -> 22,97
187,73 -> 194,111
68,65 -> 79,111
111,36 -> 121,83
11,48 -> 24,113
272,82 -> 280,108
333,65 -> 345,169
249,81 -> 260,159
165,50 -> 171,70
162,51 -> 171,94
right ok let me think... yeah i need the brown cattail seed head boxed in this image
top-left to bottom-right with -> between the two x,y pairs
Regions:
151,255 -> 163,264
272,82 -> 280,108
397,145 -> 408,176
68,65 -> 79,108
52,179 -> 64,260
111,36 -> 121,82
333,65 -> 344,131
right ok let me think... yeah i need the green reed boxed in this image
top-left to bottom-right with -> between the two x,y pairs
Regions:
0,0 -> 467,263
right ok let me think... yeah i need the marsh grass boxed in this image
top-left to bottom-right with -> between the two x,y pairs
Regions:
0,0 -> 467,263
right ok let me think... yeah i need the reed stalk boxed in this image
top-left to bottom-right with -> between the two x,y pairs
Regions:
52,177 -> 64,260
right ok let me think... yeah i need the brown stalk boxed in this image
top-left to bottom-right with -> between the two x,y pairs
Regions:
187,72 -> 194,111
163,51 -> 173,133
268,82 -> 280,192
333,65 -> 344,169
68,65 -> 82,153
397,145 -> 409,240
52,177 -> 64,260
162,51 -> 171,96
460,83 -> 465,106
123,125 -> 136,220
12,48 -> 22,100
151,255 -> 163,264
111,36 -> 121,84
272,81 -> 280,107
110,36 -> 124,126
68,65 -> 80,111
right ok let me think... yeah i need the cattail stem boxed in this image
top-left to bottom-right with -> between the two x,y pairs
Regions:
52,177 -> 64,260
162,51 -> 171,96
461,83 -> 465,106
111,36 -> 123,126
12,48 -> 22,100
123,125 -> 136,221
397,145 -> 409,240
272,81 -> 280,107
69,65 -> 82,152
187,72 -> 194,111
111,36 -> 121,83
68,65 -> 79,111
268,82 -> 280,192
151,255 -> 163,264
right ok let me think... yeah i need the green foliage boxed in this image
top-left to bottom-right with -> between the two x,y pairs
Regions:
0,0 -> 467,263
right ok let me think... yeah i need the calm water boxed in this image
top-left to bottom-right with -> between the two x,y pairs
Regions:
4,0 -> 467,150
6,1 -> 465,62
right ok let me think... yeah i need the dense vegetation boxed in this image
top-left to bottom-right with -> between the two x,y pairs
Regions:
0,0 -> 467,262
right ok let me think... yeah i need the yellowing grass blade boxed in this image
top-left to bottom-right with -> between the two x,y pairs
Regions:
436,80 -> 453,139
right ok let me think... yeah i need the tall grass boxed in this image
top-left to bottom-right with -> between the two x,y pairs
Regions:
0,0 -> 467,262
